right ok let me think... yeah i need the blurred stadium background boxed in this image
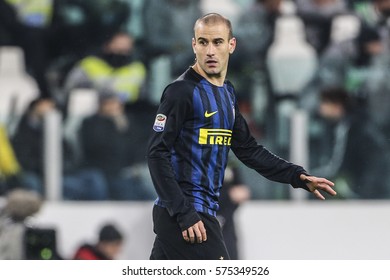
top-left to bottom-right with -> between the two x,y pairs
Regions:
1,0 -> 390,259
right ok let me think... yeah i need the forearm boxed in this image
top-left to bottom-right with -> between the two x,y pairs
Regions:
147,149 -> 200,230
232,111 -> 309,190
233,144 -> 309,190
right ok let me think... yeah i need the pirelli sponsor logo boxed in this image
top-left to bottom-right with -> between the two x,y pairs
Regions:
199,128 -> 232,145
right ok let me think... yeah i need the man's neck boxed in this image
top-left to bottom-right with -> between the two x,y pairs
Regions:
192,64 -> 225,87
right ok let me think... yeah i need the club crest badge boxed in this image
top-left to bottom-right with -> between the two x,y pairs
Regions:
153,114 -> 167,132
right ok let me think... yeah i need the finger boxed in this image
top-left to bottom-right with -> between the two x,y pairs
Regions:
314,181 -> 337,195
194,221 -> 207,243
187,227 -> 195,244
193,224 -> 203,243
316,178 -> 335,187
313,189 -> 325,200
182,229 -> 189,242
319,184 -> 337,196
198,221 -> 207,242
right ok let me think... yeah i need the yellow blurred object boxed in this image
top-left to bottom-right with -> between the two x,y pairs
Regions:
0,125 -> 20,177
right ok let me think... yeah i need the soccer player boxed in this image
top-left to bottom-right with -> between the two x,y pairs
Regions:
147,13 -> 336,260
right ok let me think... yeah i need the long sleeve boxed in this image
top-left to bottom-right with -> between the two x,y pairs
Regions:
231,109 -> 309,190
147,81 -> 201,231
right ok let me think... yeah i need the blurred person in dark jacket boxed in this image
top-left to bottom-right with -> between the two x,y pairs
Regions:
79,92 -> 156,200
49,0 -> 131,60
361,0 -> 390,139
0,0 -> 57,97
73,223 -> 124,260
296,0 -> 347,54
232,0 -> 282,102
12,98 -> 108,200
300,24 -> 385,113
11,98 -> 56,195
310,87 -> 390,199
235,0 -> 282,69
143,0 -> 202,76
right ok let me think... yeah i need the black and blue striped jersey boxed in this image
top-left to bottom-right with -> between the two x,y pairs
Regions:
148,67 -> 309,230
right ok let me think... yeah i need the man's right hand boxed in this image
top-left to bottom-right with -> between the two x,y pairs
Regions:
182,220 -> 207,244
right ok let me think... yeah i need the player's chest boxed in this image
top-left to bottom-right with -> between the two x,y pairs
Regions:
190,88 -> 235,130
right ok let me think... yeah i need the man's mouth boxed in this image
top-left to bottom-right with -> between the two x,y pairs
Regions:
206,59 -> 218,67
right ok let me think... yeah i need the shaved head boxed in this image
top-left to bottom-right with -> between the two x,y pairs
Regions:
194,13 -> 233,39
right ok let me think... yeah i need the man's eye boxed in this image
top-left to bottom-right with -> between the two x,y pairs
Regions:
199,41 -> 207,46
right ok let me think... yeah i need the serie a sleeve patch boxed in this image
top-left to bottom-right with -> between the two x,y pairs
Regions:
153,114 -> 167,132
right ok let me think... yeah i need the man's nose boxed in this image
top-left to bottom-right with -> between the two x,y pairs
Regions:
206,44 -> 215,56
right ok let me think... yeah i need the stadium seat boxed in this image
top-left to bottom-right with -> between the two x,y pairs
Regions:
266,16 -> 317,149
0,47 -> 39,131
63,88 -> 98,163
200,0 -> 242,26
266,15 -> 318,95
148,55 -> 172,104
67,88 -> 98,117
0,46 -> 25,76
330,14 -> 361,44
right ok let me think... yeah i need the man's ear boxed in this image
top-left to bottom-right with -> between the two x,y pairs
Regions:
229,37 -> 236,54
192,38 -> 196,54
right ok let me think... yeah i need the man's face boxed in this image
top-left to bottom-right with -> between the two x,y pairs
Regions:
100,98 -> 123,117
33,99 -> 55,118
192,22 -> 236,82
104,34 -> 133,55
319,101 -> 344,122
99,241 -> 123,259
374,0 -> 390,17
263,0 -> 282,13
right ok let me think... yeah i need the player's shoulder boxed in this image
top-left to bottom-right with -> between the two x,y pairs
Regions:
225,79 -> 236,92
174,67 -> 202,89
224,79 -> 237,101
162,68 -> 200,101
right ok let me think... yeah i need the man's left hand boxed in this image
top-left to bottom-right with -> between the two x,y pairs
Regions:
300,174 -> 336,200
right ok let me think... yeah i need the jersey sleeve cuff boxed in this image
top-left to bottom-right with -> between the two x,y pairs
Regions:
292,172 -> 311,191
177,210 -> 201,231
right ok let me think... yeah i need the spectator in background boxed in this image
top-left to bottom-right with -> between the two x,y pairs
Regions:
48,0 -> 132,90
373,0 -> 390,29
309,87 -> 390,199
11,98 -> 56,195
64,31 -> 147,107
79,92 -> 156,200
296,0 -> 347,55
231,0 -> 282,102
0,0 -> 56,98
300,24 -> 384,112
73,223 -> 124,260
217,162 -> 250,260
369,0 -> 390,73
11,98 -> 108,200
361,0 -> 390,138
235,0 -> 282,71
143,0 -> 202,76
49,0 -> 131,59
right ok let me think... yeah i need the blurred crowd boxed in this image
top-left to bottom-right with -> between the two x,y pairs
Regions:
1,0 -> 390,201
